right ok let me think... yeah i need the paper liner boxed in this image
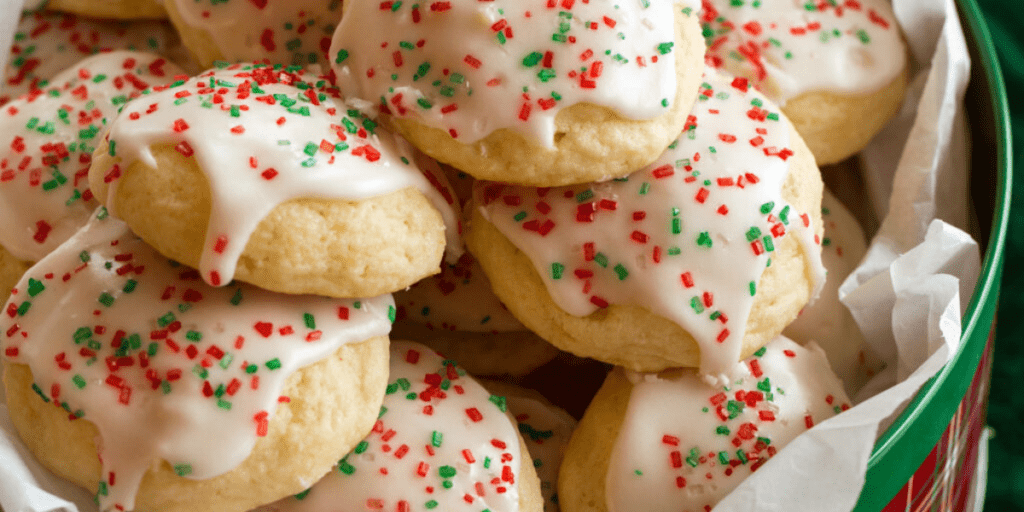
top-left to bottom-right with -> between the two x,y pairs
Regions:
0,0 -> 987,510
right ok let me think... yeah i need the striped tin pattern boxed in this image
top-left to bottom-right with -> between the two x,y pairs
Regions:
881,330 -> 994,512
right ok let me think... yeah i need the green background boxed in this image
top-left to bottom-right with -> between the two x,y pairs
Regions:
977,1 -> 1024,510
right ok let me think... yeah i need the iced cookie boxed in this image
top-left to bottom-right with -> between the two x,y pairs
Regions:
784,188 -> 880,395
702,0 -> 909,164
484,380 -> 578,512
89,62 -> 460,299
467,69 -> 825,378
330,0 -> 706,186
164,0 -> 342,69
393,252 -> 559,377
44,0 -> 168,20
256,340 -> 544,512
558,336 -> 850,512
0,51 -> 184,263
2,12 -> 177,106
1,212 -> 394,512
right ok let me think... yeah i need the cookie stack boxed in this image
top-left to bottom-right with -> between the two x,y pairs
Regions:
0,0 -> 910,511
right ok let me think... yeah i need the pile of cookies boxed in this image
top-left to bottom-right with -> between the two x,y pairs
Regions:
0,0 -> 909,511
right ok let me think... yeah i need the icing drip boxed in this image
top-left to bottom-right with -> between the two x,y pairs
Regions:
258,340 -> 522,512
2,12 -> 176,107
171,0 -> 342,67
329,0 -> 686,147
99,62 -> 460,289
701,0 -> 906,103
395,252 -> 526,333
0,51 -> 184,262
605,336 -> 849,512
505,393 -> 577,512
476,68 -> 821,379
0,211 -> 395,511
784,189 -> 879,393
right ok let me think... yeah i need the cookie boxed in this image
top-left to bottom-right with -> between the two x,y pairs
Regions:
0,244 -> 30,302
702,0 -> 909,164
484,380 -> 578,512
0,51 -> 184,262
393,252 -> 559,377
44,0 -> 168,20
558,336 -> 850,512
1,212 -> 395,512
468,69 -> 825,378
89,63 -> 460,299
330,0 -> 706,186
2,12 -> 178,106
256,340 -> 544,512
163,0 -> 342,69
784,188 -> 881,395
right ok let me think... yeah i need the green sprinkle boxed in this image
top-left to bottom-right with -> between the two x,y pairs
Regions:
718,451 -> 730,465
27,278 -> 44,297
122,279 -> 138,293
779,206 -> 790,224
672,218 -> 682,234
158,312 -> 175,327
73,375 -> 87,389
174,464 -> 192,477
551,262 -> 565,280
304,313 -> 316,330
439,465 -> 457,478
230,288 -> 243,305
758,378 -> 771,392
266,358 -> 282,370
749,281 -> 757,296
614,264 -> 629,280
690,296 -> 704,314
97,292 -> 115,307
657,41 -> 675,54
522,51 -> 543,67
489,394 -> 507,412
338,458 -> 356,475
185,331 -> 202,342
594,252 -> 609,268
432,431 -> 444,447
696,232 -> 713,248
746,227 -> 762,242
294,489 -> 311,501
716,425 -> 730,435
354,441 -> 369,454
760,201 -> 775,214
425,500 -> 439,510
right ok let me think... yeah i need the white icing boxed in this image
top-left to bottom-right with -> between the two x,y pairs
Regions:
605,336 -> 849,512
2,12 -> 176,107
784,188 -> 879,394
505,392 -> 577,512
171,0 -> 343,67
0,211 -> 395,511
257,340 -> 522,512
701,0 -> 906,103
98,63 -> 460,289
0,51 -> 184,262
330,0 -> 689,147
476,68 -> 822,379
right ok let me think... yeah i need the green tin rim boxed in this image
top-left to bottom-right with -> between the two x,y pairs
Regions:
852,0 -> 1013,509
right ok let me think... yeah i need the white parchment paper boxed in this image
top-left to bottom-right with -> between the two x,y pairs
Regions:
0,0 -> 988,510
